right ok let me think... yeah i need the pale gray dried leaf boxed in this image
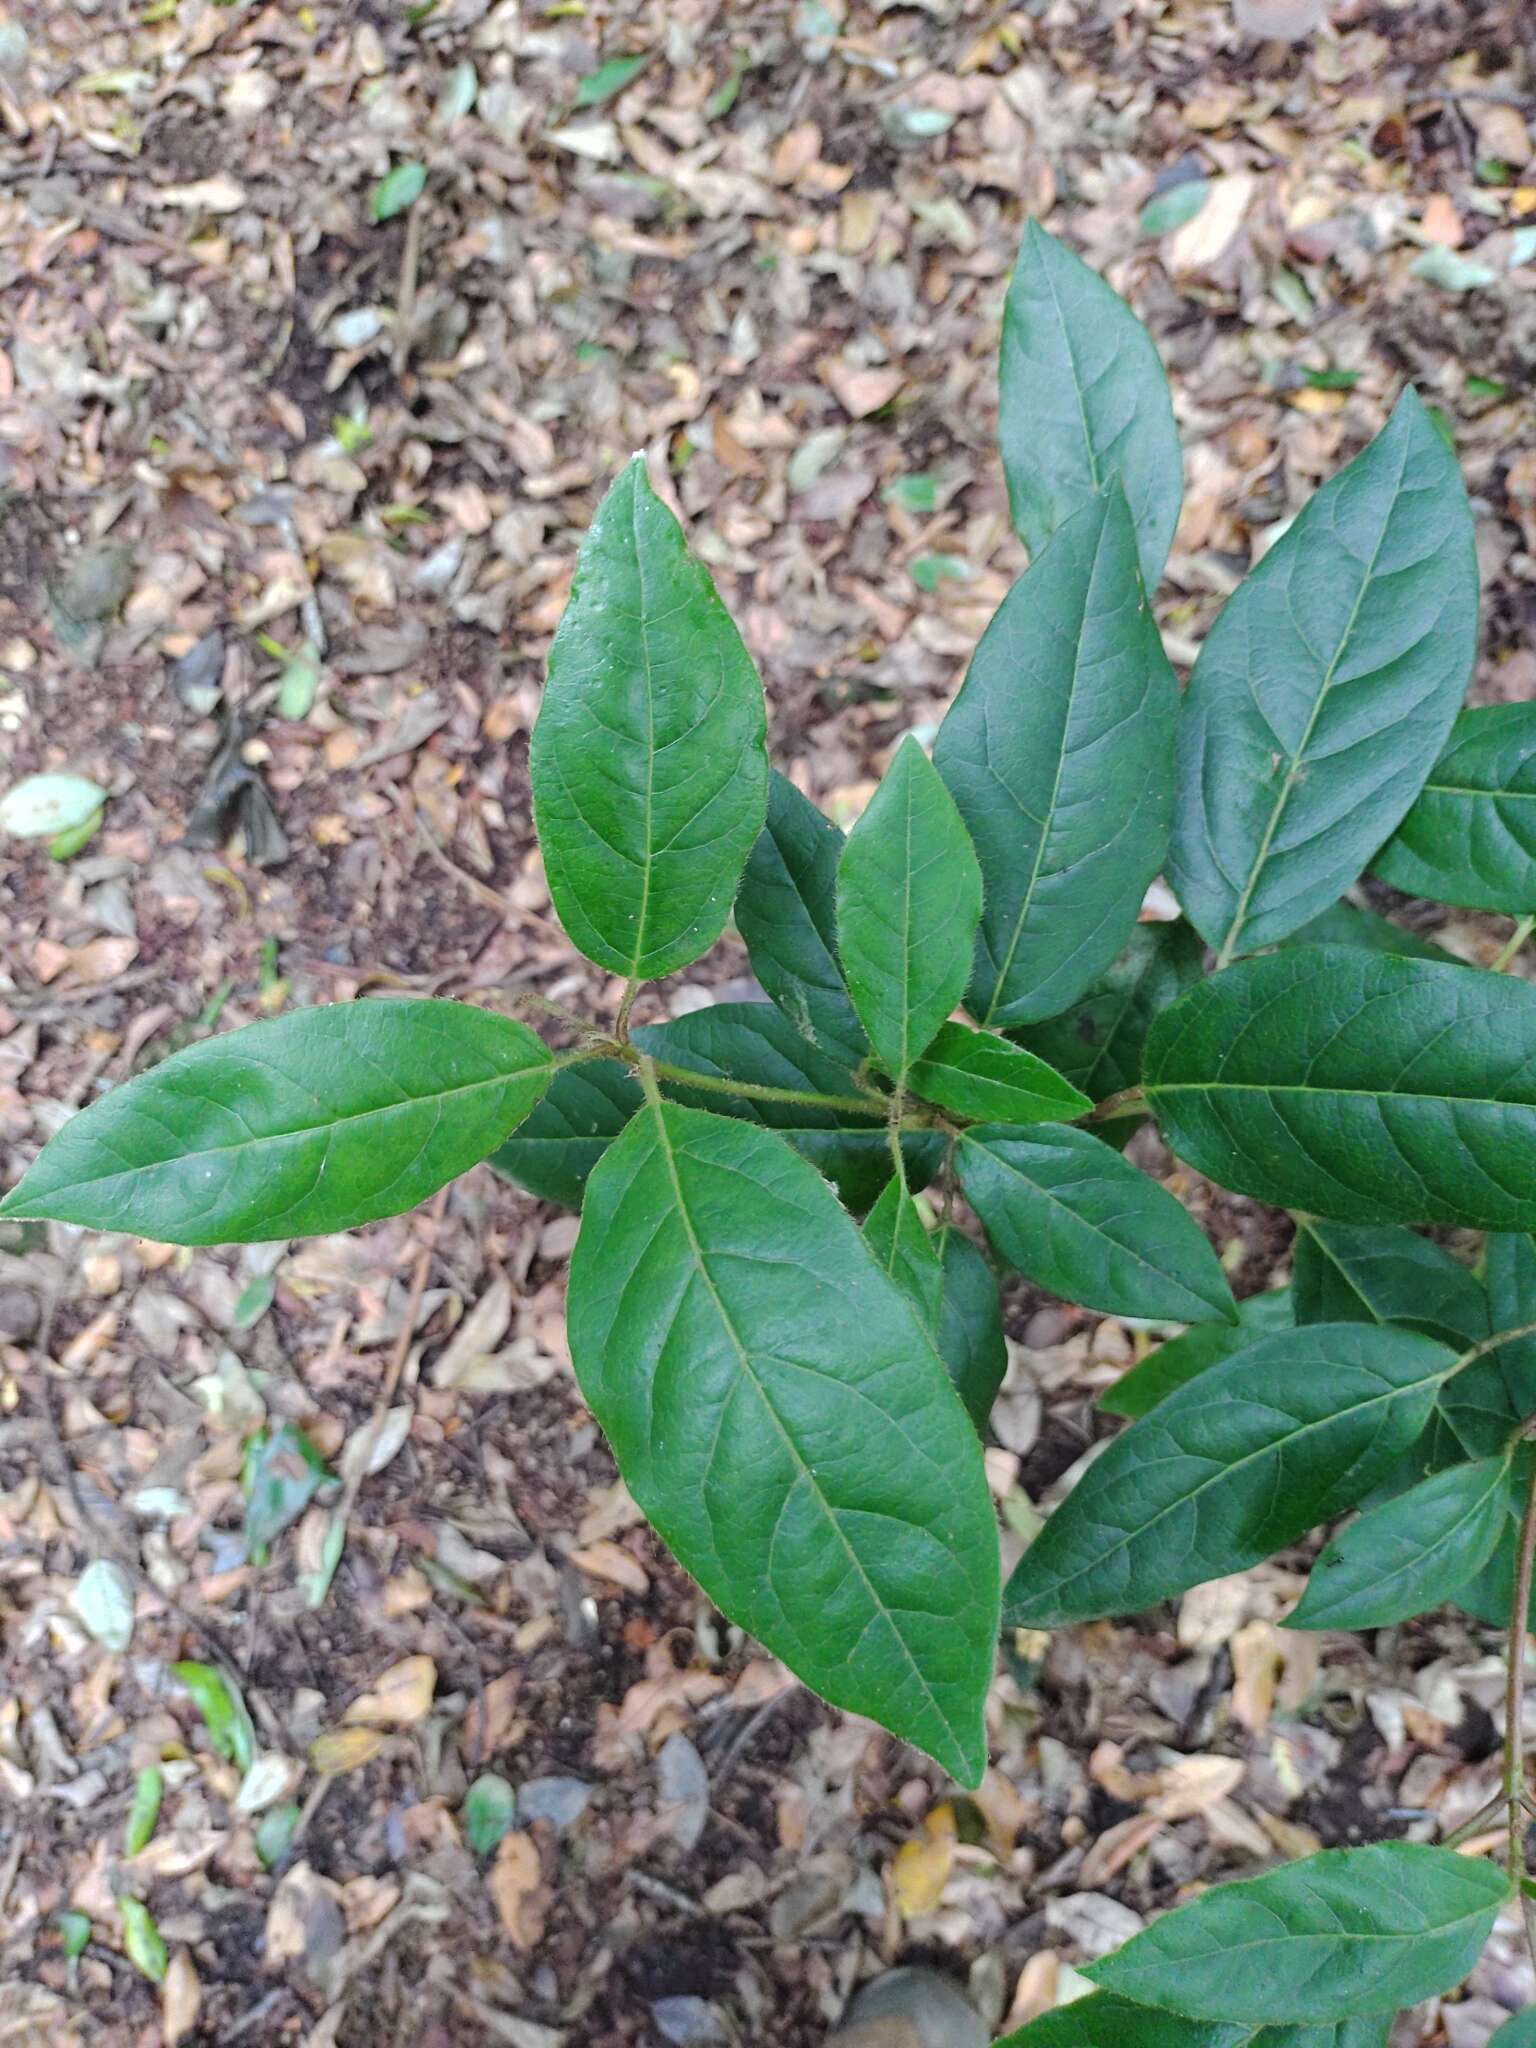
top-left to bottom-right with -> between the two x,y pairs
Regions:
656,1732 -> 709,1852
70,1558 -> 135,1650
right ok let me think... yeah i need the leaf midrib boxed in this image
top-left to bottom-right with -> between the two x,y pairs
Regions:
1015,1361 -> 1446,1613
644,1097 -> 960,1762
4,1065 -> 540,1206
1214,427 -> 1408,965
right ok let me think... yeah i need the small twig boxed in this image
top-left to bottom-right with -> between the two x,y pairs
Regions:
711,1687 -> 795,1788
1493,915 -> 1536,974
1087,1086 -> 1147,1124
414,815 -> 509,922
1507,1457 -> 1536,1931
393,201 -> 425,380
1443,1788 -> 1511,1849
615,979 -> 640,1041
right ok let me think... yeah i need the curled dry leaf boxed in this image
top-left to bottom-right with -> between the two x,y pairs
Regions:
891,1802 -> 958,1919
310,1725 -> 388,1773
567,1540 -> 649,1596
344,1654 -> 436,1727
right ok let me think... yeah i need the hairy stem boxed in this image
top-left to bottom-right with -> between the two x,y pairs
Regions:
1493,915 -> 1536,973
625,1051 -> 936,1125
1087,1086 -> 1147,1123
614,979 -> 640,1040
1507,1457 -> 1536,1916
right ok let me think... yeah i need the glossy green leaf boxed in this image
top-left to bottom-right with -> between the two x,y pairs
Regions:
635,1003 -> 942,1210
124,1765 -> 163,1857
1169,389 -> 1478,961
487,1059 -> 641,1208
54,1909 -> 91,1962
232,1273 -> 275,1329
0,771 -> 107,839
935,1228 -> 1007,1433
1451,1474 -> 1534,1627
1290,1453 -> 1510,1630
567,1099 -> 1000,1784
463,1773 -> 518,1855
1372,705 -> 1536,913
933,488 -> 1179,1028
371,161 -> 426,220
957,1124 -> 1236,1326
1010,919 -> 1206,1099
530,457 -> 768,980
173,1660 -> 256,1773
836,736 -> 980,1079
0,1001 -> 552,1245
574,51 -> 650,105
1005,1323 -> 1454,1627
1087,1840 -> 1509,2023
1489,2014 -> 1536,2048
996,1992 -> 1391,2048
1292,1220 -> 1488,1347
1145,947 -> 1536,1229
734,772 -> 867,1060
863,1179 -> 942,1334
1140,178 -> 1210,236
1101,1288 -> 1292,1419
1284,898 -> 1457,964
998,220 -> 1182,587
243,1422 -> 329,1555
1444,1232 -> 1536,1456
906,1022 -> 1089,1125
119,1898 -> 168,1984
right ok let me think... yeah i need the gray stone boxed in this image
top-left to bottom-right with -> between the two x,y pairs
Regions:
830,1968 -> 986,2048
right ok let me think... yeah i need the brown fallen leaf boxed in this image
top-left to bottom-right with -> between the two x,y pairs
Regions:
1167,172 -> 1255,273
1079,1811 -> 1165,1887
568,1540 -> 649,1596
344,1654 -> 436,1727
488,1830 -> 546,1948
161,1949 -> 200,2048
1232,0 -> 1328,35
152,175 -> 249,213
820,358 -> 905,420
1152,1754 -> 1246,1820
459,1669 -> 523,1758
310,1725 -> 388,1773
1421,193 -> 1464,249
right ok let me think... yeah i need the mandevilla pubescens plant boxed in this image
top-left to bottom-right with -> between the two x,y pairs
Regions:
9,218 -> 1536,2038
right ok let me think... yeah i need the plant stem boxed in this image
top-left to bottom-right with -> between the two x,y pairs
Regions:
1453,1322 -> 1536,1376
885,1083 -> 908,1186
614,979 -> 639,1040
1507,1457 -> 1536,1915
1493,915 -> 1536,973
630,1053 -> 910,1122
1087,1086 -> 1147,1123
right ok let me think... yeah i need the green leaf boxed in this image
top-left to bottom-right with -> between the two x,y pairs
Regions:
255,1801 -> 302,1870
1372,706 -> 1536,914
124,1765 -> 164,1857
1010,919 -> 1206,1099
995,1991 -> 1392,2048
243,1422 -> 329,1554
883,473 -> 938,513
836,737 -> 980,1080
735,773 -> 868,1060
1087,1840 -> 1509,2023
277,641 -> 321,721
1290,1453 -> 1510,1630
957,1124 -> 1236,1325
910,552 -> 970,591
1005,1323 -> 1454,1627
463,1773 -> 518,1854
1168,389 -> 1478,961
635,1004 -> 942,1210
530,457 -> 768,981
0,1000 -> 552,1245
998,220 -> 1182,587
487,1059 -> 641,1208
0,771 -> 108,839
173,1660 -> 256,1773
935,1228 -> 1007,1433
863,1179 -> 943,1334
1144,946 -> 1536,1229
49,807 -> 104,861
1412,245 -> 1495,291
1140,178 -> 1210,236
232,1273 -> 275,1329
567,1099 -> 1000,1784
1284,898 -> 1457,964
119,1897 -> 168,1984
1101,1287 -> 1292,1419
1490,2015 -> 1536,2048
54,1910 -> 91,1962
934,487 -> 1178,1028
574,51 -> 650,105
1292,1220 -> 1488,1347
907,1022 -> 1089,1125
371,161 -> 426,221
1444,1232 -> 1536,1456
